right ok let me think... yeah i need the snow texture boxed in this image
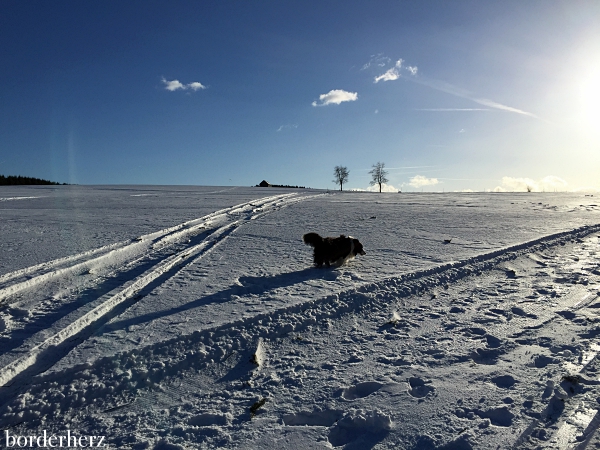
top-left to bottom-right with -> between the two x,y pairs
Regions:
1,185 -> 600,449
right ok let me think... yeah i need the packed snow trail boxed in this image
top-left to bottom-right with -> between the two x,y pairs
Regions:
2,222 -> 600,449
0,193 -> 296,301
0,193 -> 323,390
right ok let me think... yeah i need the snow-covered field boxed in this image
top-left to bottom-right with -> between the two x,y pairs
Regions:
1,185 -> 600,449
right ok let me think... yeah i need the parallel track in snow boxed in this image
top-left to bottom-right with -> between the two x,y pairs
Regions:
0,193 -> 299,302
1,221 -> 599,431
0,192 -> 322,389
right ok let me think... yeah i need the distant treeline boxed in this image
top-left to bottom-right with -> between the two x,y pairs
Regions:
266,184 -> 306,189
256,180 -> 306,189
0,175 -> 67,185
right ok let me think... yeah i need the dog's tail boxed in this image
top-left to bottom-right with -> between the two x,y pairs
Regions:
302,232 -> 323,248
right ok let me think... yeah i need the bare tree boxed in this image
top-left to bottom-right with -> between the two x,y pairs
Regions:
333,166 -> 349,191
369,162 -> 388,193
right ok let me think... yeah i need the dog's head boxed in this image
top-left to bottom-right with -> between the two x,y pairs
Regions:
352,238 -> 366,256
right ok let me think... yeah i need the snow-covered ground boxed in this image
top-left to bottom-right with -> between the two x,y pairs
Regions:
1,185 -> 600,449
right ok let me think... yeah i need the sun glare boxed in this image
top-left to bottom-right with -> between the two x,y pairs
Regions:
580,65 -> 600,132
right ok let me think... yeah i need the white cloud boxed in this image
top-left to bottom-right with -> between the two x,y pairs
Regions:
409,175 -> 440,188
312,89 -> 358,107
162,78 -> 186,91
188,81 -> 207,91
162,77 -> 207,92
374,59 -> 402,83
373,58 -> 418,83
374,68 -> 400,83
276,124 -> 298,132
365,183 -> 400,193
540,175 -> 569,190
493,176 -> 569,192
361,54 -> 391,70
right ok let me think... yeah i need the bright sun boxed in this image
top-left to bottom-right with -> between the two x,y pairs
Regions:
580,66 -> 600,130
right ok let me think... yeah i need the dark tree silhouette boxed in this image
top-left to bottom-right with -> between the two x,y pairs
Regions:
0,175 -> 66,185
369,162 -> 388,193
333,166 -> 349,191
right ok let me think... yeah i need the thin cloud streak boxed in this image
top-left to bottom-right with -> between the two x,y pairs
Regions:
415,108 -> 491,111
276,124 -> 298,132
407,77 -> 539,119
369,55 -> 535,119
361,54 -> 391,71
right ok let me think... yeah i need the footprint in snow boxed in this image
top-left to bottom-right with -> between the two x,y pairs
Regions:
407,377 -> 435,398
472,347 -> 504,365
377,356 -> 412,366
476,406 -> 515,427
511,306 -> 538,319
327,410 -> 392,447
461,327 -> 487,337
282,409 -> 343,426
533,354 -> 558,368
341,381 -> 385,400
491,374 -> 518,389
556,310 -> 577,320
485,334 -> 502,349
187,412 -> 232,427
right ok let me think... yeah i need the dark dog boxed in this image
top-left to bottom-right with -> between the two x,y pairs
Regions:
303,233 -> 366,267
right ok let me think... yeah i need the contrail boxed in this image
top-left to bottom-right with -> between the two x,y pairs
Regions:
415,108 -> 490,111
408,76 -> 539,119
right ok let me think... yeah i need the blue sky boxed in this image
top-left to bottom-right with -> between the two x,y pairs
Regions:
1,0 -> 599,191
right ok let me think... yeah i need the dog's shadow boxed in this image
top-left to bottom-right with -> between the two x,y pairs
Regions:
101,267 -> 339,334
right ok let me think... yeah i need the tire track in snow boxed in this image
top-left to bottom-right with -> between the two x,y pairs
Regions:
1,222 -> 599,428
0,193 -> 296,303
0,193 -> 323,389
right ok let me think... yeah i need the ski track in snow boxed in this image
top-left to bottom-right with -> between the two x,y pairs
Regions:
0,193 -> 323,390
0,192 -> 295,295
2,189 -> 600,449
2,219 -> 600,448
0,196 -> 41,202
